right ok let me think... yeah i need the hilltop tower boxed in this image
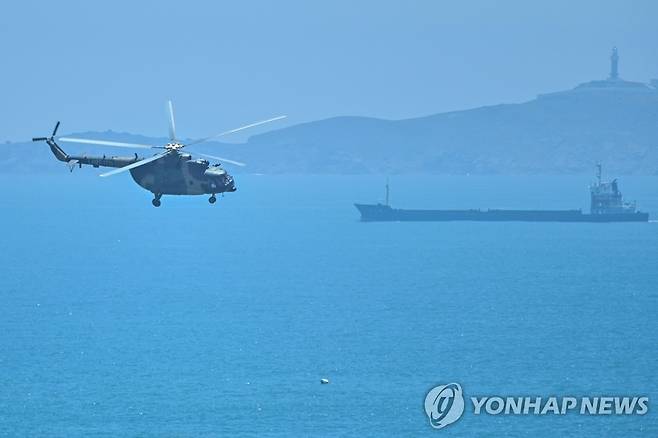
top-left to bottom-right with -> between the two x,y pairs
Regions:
539,46 -> 656,97
609,47 -> 619,80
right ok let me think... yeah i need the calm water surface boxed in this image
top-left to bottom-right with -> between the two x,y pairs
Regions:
1,174 -> 656,436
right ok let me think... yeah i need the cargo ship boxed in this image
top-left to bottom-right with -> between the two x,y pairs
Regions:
354,166 -> 649,223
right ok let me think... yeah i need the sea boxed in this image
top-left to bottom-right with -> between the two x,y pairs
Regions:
1,173 -> 656,437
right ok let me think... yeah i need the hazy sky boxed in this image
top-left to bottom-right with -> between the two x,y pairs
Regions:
2,0 -> 658,142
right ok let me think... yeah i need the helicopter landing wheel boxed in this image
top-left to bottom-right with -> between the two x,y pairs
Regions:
152,194 -> 162,207
209,195 -> 217,204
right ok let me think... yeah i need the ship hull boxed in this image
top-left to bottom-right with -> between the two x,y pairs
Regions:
354,204 -> 650,223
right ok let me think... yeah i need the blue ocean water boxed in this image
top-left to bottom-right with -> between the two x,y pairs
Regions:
1,173 -> 657,437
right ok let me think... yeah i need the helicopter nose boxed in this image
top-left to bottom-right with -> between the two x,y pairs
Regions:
224,176 -> 236,192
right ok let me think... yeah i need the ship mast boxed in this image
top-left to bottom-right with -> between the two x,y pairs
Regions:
596,163 -> 602,185
385,178 -> 390,206
609,47 -> 619,80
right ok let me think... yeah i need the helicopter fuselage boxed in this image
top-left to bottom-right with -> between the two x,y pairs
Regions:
129,152 -> 236,196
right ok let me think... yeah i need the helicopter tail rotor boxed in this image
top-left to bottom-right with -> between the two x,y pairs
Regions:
52,121 -> 61,137
32,122 -> 71,163
32,121 -> 61,142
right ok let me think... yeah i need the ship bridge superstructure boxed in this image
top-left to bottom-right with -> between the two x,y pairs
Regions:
590,164 -> 637,215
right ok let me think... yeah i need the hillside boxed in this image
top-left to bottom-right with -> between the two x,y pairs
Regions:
4,80 -> 658,175
239,85 -> 658,174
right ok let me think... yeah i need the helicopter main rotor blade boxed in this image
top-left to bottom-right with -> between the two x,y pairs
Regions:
167,100 -> 177,141
58,137 -> 158,149
99,151 -> 170,177
184,115 -> 287,147
192,152 -> 246,167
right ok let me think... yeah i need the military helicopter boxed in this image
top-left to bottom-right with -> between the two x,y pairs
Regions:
33,101 -> 285,207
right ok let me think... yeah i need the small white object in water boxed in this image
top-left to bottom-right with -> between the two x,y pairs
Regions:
320,378 -> 330,384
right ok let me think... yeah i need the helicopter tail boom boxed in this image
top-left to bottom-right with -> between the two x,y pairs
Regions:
34,122 -> 143,170
46,138 -> 70,162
